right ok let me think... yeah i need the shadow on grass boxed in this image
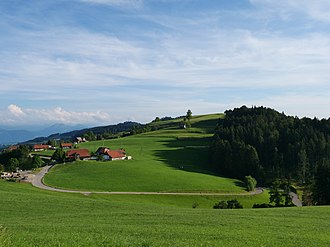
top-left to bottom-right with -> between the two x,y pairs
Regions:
234,180 -> 245,188
153,137 -> 217,176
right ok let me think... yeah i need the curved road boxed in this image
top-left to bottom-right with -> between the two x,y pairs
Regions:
32,165 -> 265,196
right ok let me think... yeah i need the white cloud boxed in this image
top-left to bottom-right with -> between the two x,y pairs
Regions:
8,104 -> 25,117
1,1 -> 330,122
0,105 -> 113,126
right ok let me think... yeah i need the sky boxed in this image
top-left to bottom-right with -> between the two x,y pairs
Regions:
1,0 -> 330,128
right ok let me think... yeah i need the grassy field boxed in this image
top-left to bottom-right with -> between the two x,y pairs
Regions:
44,135 -> 244,193
2,114 -> 330,246
0,180 -> 329,247
31,150 -> 55,157
44,114 -> 246,193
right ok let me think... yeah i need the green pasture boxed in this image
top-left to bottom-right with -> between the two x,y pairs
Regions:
31,150 -> 55,157
44,114 -> 239,193
44,137 -> 244,193
0,181 -> 329,247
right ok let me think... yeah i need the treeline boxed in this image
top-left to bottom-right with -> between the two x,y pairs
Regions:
210,106 -> 330,204
0,145 -> 43,172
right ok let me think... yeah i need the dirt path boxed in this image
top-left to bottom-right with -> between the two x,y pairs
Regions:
32,165 -> 264,196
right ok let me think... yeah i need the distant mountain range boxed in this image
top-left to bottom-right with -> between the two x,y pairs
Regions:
22,121 -> 142,144
0,124 -> 87,145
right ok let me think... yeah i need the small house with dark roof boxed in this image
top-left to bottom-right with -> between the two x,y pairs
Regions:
66,149 -> 91,161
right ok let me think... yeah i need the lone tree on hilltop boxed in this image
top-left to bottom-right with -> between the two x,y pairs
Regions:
186,109 -> 192,120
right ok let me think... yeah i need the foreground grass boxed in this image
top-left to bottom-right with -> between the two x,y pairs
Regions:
0,181 -> 329,247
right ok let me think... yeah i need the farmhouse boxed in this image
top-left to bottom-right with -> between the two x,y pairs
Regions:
95,147 -> 127,161
6,145 -> 19,152
61,143 -> 73,149
75,137 -> 87,143
66,149 -> 91,161
33,144 -> 50,152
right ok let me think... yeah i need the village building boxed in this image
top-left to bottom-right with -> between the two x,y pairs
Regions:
66,149 -> 91,161
33,144 -> 51,152
95,147 -> 127,161
75,137 -> 87,143
6,145 -> 19,152
60,143 -> 73,149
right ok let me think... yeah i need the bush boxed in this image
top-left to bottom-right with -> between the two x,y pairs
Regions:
244,175 -> 257,191
213,201 -> 227,209
252,203 -> 271,208
227,199 -> 243,209
213,199 -> 243,209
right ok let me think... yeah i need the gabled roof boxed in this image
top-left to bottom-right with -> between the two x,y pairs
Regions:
7,145 -> 19,151
96,147 -> 109,154
34,144 -> 49,149
106,150 -> 126,159
95,147 -> 126,158
66,149 -> 90,158
61,143 -> 73,147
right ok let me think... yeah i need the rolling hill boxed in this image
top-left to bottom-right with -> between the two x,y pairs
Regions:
43,113 -> 243,193
1,113 -> 330,246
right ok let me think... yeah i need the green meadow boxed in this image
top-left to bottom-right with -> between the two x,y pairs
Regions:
2,114 -> 329,246
0,181 -> 329,247
43,134 -> 244,193
44,114 -> 244,193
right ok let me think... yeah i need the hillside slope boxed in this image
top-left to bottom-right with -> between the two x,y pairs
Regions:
43,114 -> 243,193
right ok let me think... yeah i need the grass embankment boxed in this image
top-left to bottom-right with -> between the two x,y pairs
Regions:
0,181 -> 329,247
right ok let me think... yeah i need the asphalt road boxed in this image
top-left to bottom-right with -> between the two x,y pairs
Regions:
31,165 -> 265,196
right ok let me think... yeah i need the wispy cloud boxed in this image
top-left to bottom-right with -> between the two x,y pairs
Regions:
0,104 -> 113,126
250,0 -> 330,23
79,0 -> 143,9
1,0 -> 330,126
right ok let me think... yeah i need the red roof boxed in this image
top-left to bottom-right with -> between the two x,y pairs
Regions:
61,143 -> 73,147
106,150 -> 126,159
66,149 -> 90,158
7,145 -> 19,151
34,144 -> 49,149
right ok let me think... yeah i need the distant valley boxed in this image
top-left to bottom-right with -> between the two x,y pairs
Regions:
0,123 -> 87,145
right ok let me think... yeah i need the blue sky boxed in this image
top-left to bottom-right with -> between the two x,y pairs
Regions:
1,0 -> 330,127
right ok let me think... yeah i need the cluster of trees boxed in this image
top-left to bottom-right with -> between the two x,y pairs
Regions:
253,179 -> 294,208
0,145 -> 43,171
211,106 -> 330,205
213,199 -> 243,209
129,125 -> 160,135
